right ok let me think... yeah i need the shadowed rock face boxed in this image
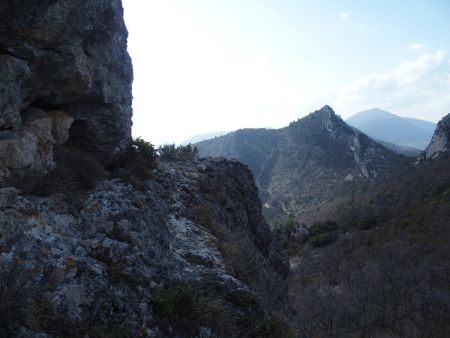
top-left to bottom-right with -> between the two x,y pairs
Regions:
421,113 -> 450,161
0,2 -> 300,335
0,0 -> 133,178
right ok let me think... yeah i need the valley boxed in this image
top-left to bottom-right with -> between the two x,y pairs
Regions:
1,0 -> 449,336
195,107 -> 450,337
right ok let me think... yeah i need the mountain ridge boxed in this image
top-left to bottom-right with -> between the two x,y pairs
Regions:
196,106 -> 405,221
182,131 -> 231,145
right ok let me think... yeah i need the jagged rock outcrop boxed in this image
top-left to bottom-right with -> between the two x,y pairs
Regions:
0,2 -> 300,336
419,113 -> 450,161
196,106 -> 404,220
0,0 -> 133,180
0,158 -> 297,337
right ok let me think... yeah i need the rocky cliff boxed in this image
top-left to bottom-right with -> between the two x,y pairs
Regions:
420,113 -> 450,161
0,158 -> 297,337
0,0 -> 133,180
0,1 -> 298,336
196,106 -> 404,221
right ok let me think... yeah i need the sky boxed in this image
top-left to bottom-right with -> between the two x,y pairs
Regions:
122,0 -> 450,145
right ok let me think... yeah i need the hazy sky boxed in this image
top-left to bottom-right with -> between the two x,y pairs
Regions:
122,0 -> 450,145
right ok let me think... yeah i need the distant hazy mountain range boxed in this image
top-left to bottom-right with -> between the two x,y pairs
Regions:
182,131 -> 230,145
346,108 -> 435,150
195,106 -> 405,221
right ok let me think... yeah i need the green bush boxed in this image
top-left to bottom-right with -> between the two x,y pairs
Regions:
109,137 -> 158,180
258,317 -> 296,338
158,143 -> 198,162
358,215 -> 378,230
273,216 -> 298,236
310,220 -> 338,235
308,232 -> 336,247
0,259 -> 55,337
153,284 -> 202,336
299,220 -> 339,247
188,202 -> 216,228
154,285 -> 199,320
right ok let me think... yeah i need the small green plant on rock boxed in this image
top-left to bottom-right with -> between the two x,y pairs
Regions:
109,137 -> 158,181
153,284 -> 202,337
154,285 -> 199,321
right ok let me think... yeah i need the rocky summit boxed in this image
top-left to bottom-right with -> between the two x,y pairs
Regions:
419,113 -> 450,161
196,105 -> 405,221
0,0 -> 133,180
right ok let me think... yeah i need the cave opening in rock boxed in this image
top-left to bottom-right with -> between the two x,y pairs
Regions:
66,120 -> 96,154
27,97 -> 64,112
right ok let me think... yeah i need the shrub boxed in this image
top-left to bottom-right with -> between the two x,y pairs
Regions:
154,285 -> 199,321
273,217 -> 302,255
358,215 -> 378,230
109,137 -> 158,180
310,220 -> 338,235
188,202 -> 216,229
273,216 -> 298,236
304,220 -> 339,247
153,284 -> 202,337
0,259 -> 54,337
158,143 -> 198,162
258,317 -> 295,338
308,232 -> 336,247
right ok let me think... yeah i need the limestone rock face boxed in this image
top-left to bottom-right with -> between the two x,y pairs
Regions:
0,0 -> 133,178
0,110 -> 54,179
0,159 -> 296,337
421,113 -> 450,160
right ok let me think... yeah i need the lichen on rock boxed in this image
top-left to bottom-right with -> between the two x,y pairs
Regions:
0,159 -> 297,337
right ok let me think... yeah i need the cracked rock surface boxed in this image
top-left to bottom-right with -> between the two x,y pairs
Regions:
0,0 -> 132,179
0,158 -> 297,337
420,113 -> 450,161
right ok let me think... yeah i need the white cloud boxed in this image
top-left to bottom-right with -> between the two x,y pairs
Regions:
335,50 -> 450,121
407,43 -> 426,51
339,11 -> 352,20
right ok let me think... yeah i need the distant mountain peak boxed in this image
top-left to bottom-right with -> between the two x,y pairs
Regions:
303,105 -> 347,139
320,104 -> 335,114
312,105 -> 338,119
349,108 -> 397,121
346,108 -> 436,149
293,105 -> 341,126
